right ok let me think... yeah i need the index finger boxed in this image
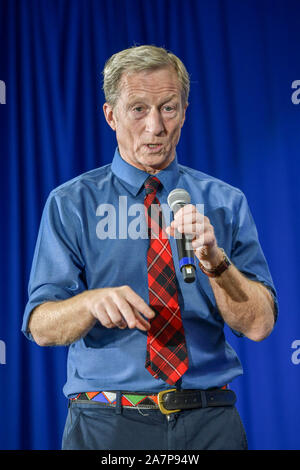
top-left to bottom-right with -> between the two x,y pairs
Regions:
124,287 -> 156,319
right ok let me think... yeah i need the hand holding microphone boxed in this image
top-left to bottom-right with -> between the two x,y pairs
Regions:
167,189 -> 196,283
167,189 -> 222,282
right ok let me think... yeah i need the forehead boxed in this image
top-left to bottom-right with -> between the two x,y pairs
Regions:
118,66 -> 182,102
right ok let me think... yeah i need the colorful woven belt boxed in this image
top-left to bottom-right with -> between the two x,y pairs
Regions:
70,386 -> 229,415
71,391 -> 159,408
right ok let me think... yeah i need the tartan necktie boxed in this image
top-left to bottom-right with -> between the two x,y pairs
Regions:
144,176 -> 189,386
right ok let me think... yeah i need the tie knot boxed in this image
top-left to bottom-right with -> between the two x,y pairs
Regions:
144,176 -> 162,195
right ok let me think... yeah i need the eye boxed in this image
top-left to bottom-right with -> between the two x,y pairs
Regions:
162,104 -> 177,113
131,105 -> 148,118
131,105 -> 147,114
133,106 -> 144,113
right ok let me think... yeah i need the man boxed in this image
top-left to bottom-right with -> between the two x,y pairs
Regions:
22,45 -> 277,450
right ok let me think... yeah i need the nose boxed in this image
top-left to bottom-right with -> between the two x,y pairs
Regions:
145,108 -> 165,135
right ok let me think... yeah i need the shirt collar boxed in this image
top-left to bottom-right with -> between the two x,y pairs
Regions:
111,147 -> 180,196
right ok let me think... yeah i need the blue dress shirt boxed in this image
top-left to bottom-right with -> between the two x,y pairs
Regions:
22,148 -> 278,397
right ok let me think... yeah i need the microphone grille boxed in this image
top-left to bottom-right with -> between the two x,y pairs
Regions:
167,188 -> 191,211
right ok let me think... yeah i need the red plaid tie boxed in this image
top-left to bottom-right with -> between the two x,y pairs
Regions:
144,176 -> 189,385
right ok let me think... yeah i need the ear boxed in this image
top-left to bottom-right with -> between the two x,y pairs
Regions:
103,102 -> 117,131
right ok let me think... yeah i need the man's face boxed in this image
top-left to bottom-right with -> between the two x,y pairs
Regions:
103,66 -> 187,173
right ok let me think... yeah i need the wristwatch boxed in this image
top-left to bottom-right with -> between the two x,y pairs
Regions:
198,248 -> 231,278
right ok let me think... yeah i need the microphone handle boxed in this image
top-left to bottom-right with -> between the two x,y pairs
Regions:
171,201 -> 196,283
175,231 -> 196,283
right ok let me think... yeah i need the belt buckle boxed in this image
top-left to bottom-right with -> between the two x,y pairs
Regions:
158,389 -> 181,415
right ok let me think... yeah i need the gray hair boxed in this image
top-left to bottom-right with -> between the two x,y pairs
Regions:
102,45 -> 190,107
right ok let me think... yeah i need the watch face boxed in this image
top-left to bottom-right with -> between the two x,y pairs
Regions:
225,255 -> 231,266
198,249 -> 231,277
221,249 -> 231,266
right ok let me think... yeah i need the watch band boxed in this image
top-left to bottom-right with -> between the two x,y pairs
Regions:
198,248 -> 231,278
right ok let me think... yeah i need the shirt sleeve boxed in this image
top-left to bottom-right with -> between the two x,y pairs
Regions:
229,191 -> 279,335
22,190 -> 87,340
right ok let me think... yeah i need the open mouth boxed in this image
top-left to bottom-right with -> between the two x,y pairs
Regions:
145,144 -> 163,150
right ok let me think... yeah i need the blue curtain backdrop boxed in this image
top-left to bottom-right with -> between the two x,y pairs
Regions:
0,0 -> 299,450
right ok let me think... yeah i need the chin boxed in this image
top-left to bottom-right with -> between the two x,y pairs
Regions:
140,153 -> 173,170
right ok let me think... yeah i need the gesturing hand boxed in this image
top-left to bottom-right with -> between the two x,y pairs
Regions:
87,285 -> 155,331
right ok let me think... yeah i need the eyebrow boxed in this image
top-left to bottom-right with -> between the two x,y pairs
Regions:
127,94 -> 179,107
159,95 -> 178,105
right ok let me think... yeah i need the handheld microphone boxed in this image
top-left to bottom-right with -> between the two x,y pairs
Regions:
167,188 -> 196,283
